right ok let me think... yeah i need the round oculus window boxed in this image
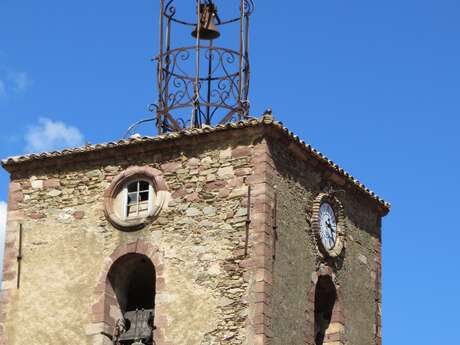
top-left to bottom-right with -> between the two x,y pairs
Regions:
104,166 -> 169,231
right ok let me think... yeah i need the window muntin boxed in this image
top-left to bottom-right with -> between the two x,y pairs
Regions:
124,180 -> 154,219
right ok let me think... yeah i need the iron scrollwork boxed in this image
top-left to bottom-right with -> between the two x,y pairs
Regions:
154,0 -> 254,134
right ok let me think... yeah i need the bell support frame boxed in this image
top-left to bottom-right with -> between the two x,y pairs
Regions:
154,0 -> 255,134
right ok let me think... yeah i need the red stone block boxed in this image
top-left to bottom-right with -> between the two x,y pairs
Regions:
252,334 -> 268,345
239,259 -> 255,269
156,277 -> 166,291
160,161 -> 182,173
126,242 -> 137,253
9,182 -> 21,193
324,332 -> 343,342
72,211 -> 85,220
29,212 -> 46,220
43,179 -> 60,188
232,146 -> 252,158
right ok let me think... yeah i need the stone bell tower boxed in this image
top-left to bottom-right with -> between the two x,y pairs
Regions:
0,2 -> 390,345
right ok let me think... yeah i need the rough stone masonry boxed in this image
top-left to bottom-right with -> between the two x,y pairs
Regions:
0,116 -> 389,345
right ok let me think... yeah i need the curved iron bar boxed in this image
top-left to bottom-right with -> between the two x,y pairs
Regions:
211,85 -> 231,106
159,102 -> 236,112
161,68 -> 240,82
157,46 -> 244,63
169,49 -> 192,82
204,48 -> 222,76
124,117 -> 157,138
163,0 -> 254,26
158,47 -> 244,113
167,78 -> 187,108
164,0 -> 195,26
158,47 -> 246,81
220,51 -> 240,100
218,0 -> 255,25
164,0 -> 177,18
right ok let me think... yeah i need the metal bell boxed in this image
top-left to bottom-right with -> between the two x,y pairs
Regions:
191,3 -> 220,40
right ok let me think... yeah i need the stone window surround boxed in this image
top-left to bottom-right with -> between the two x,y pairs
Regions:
104,166 -> 169,231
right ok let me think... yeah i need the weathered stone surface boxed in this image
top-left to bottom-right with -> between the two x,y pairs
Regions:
186,207 -> 202,217
47,189 -> 62,197
229,187 -> 248,199
358,253 -> 368,265
73,211 -> 85,220
217,166 -> 234,179
203,206 -> 217,216
267,138 -> 382,345
31,179 -> 43,189
43,179 -> 61,188
0,126 -> 385,345
1,134 -> 259,345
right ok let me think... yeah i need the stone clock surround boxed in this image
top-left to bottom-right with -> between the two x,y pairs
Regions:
310,193 -> 346,259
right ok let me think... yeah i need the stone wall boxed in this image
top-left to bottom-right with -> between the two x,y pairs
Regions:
337,193 -> 381,345
266,136 -> 382,345
0,124 -> 385,345
268,139 -> 319,345
0,130 -> 265,345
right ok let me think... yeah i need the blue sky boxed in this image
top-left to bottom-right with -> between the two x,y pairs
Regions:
1,0 -> 459,343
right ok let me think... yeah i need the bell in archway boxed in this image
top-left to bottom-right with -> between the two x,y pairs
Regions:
191,3 -> 220,40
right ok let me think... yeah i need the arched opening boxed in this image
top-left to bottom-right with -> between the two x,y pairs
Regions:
314,276 -> 337,345
107,253 -> 156,345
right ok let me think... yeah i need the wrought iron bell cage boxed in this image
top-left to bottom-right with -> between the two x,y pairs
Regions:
154,0 -> 255,134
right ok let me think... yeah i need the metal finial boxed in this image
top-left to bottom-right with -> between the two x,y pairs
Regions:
262,108 -> 274,122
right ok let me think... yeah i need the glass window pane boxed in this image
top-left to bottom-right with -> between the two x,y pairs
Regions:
127,204 -> 138,217
139,191 -> 149,202
139,181 -> 150,192
127,182 -> 138,193
124,180 -> 153,219
127,192 -> 138,205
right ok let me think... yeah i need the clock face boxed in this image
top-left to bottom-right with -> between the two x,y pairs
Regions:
319,202 -> 337,250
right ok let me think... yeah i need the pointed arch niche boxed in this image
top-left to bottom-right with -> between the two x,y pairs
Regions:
305,268 -> 346,345
89,241 -> 168,345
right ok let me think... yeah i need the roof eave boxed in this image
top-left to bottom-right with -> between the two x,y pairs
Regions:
1,117 -> 390,214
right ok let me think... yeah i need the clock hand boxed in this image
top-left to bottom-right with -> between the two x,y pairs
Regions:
326,221 -> 336,233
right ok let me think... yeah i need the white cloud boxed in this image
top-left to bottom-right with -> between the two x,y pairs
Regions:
25,117 -> 85,153
10,71 -> 31,91
0,67 -> 32,97
0,201 -> 7,282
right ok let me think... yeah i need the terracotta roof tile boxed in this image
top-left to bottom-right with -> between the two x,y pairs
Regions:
1,117 -> 390,212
